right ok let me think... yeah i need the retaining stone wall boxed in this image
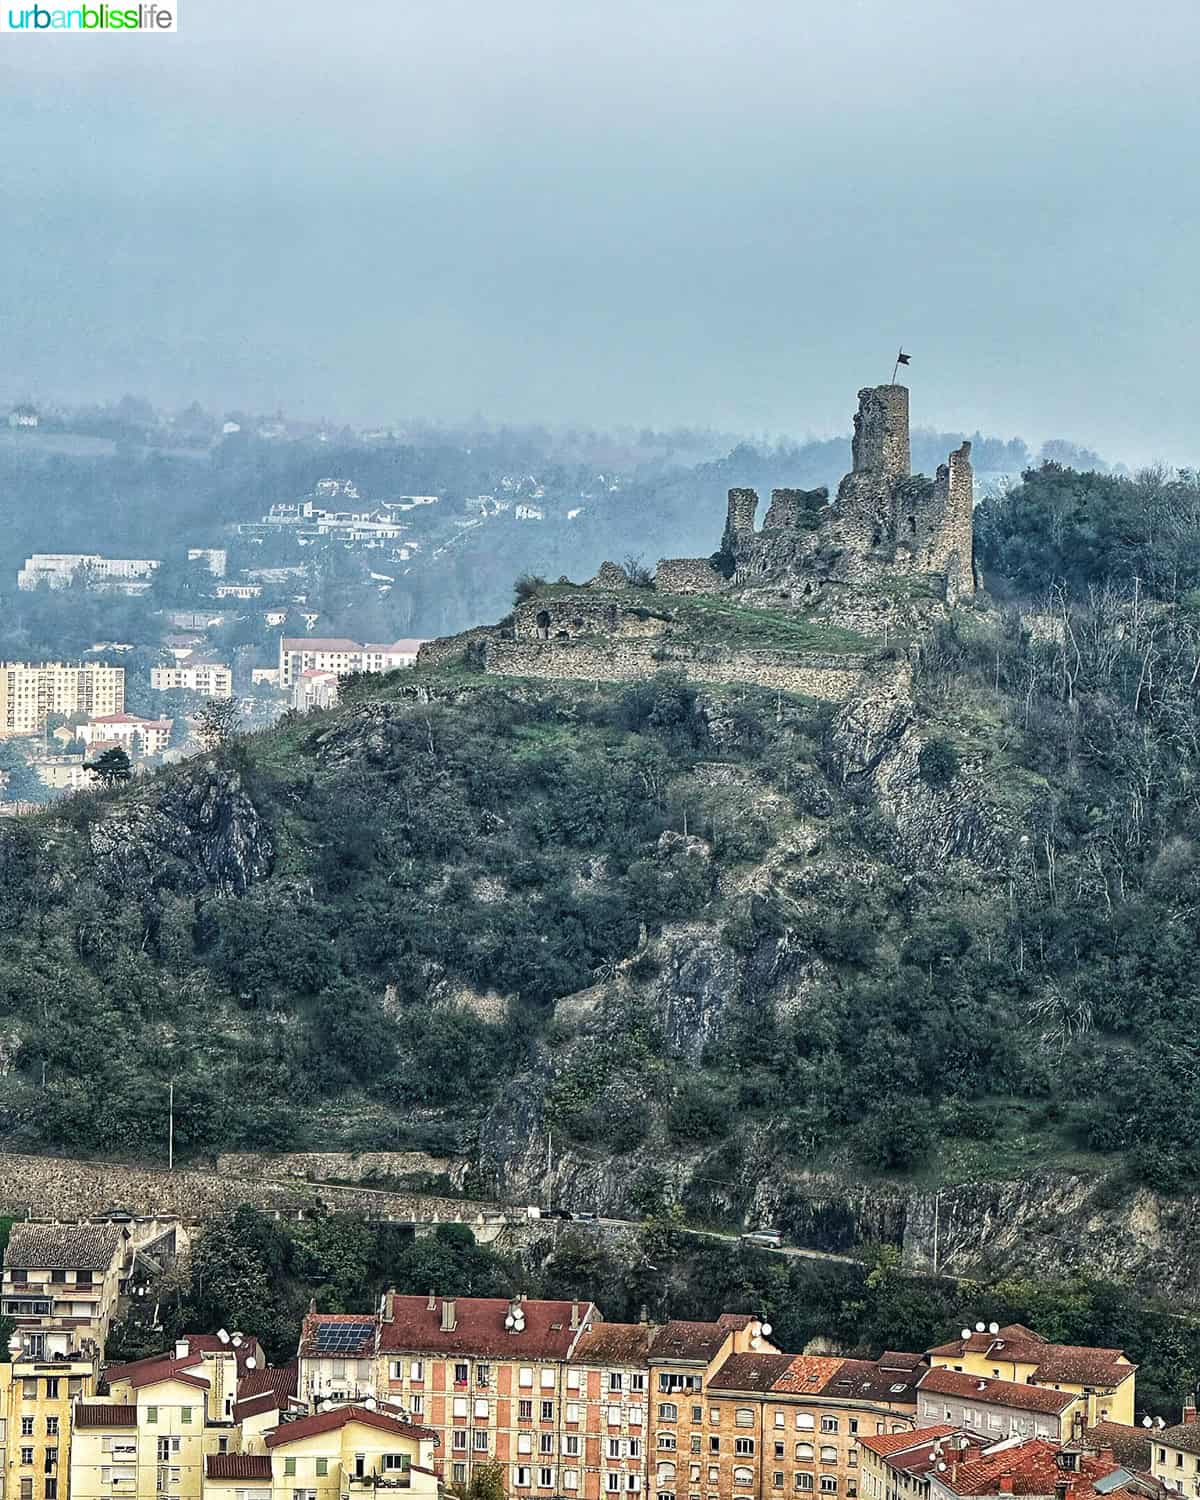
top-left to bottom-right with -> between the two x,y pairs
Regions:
654,558 -> 728,595
416,627 -> 495,670
0,1152 -> 492,1225
214,1151 -> 468,1187
485,637 -> 883,701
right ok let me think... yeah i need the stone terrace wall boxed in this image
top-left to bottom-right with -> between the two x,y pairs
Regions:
416,626 -> 496,670
654,558 -> 729,595
485,637 -> 888,701
0,1152 -> 492,1225
215,1150 -> 468,1188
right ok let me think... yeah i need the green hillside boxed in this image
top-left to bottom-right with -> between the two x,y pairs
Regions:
1,463 -> 1200,1260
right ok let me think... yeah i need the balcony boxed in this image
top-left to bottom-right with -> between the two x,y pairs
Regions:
342,1476 -> 413,1493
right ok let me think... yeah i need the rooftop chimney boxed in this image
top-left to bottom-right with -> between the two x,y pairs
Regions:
427,1290 -> 437,1312
384,1287 -> 396,1323
998,1478 -> 1014,1495
1184,1398 -> 1198,1425
441,1297 -> 457,1333
175,1338 -> 190,1360
570,1301 -> 581,1331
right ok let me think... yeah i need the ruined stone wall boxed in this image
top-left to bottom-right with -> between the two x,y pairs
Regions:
416,626 -> 496,670
589,561 -> 628,589
511,596 -> 667,642
762,488 -> 827,530
485,637 -> 885,701
214,1151 -> 468,1187
0,1151 -> 493,1224
654,558 -> 728,595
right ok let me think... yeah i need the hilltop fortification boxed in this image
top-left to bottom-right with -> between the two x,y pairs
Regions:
417,383 -> 976,702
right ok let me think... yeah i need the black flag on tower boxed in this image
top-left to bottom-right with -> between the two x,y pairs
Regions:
891,348 -> 911,382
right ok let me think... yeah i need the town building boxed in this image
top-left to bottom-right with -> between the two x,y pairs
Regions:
150,660 -> 234,698
33,755 -> 91,793
704,1348 -> 922,1500
16,555 -> 160,593
0,1333 -> 99,1500
926,1326 -> 1136,1427
915,1369 -> 1077,1444
80,714 -> 173,757
0,662 -> 125,736
256,1405 -> 439,1500
2,1222 -> 129,1358
291,670 -> 340,712
9,404 -> 39,428
277,639 -> 426,690
1152,1397 -> 1200,1498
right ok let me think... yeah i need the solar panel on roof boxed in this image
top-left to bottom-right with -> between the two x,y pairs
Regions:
315,1322 -> 373,1353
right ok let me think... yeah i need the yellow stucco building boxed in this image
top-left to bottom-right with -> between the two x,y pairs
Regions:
925,1325 -> 1135,1428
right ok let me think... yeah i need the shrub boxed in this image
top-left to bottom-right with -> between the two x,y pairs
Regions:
918,737 -> 960,789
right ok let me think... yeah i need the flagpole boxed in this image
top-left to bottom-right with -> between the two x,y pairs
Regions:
891,348 -> 902,384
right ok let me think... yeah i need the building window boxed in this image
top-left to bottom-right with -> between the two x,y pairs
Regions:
849,1422 -> 858,1436
520,1369 -> 534,1389
21,1419 -> 33,1437
411,1361 -> 424,1381
609,1440 -> 622,1460
453,1433 -> 468,1452
734,1470 -> 754,1487
565,1472 -> 579,1491
660,1405 -> 678,1422
541,1371 -> 556,1390
821,1419 -> 838,1435
453,1467 -> 467,1486
518,1437 -> 533,1457
607,1479 -> 621,1494
709,1439 -> 720,1455
284,1461 -> 296,1478
475,1400 -> 490,1419
45,1381 -> 59,1399
774,1478 -> 784,1490
147,1408 -> 158,1424
610,1374 -> 624,1392
796,1446 -> 814,1462
21,1449 -> 33,1466
476,1365 -> 491,1389
820,1448 -> 837,1464
632,1375 -> 647,1393
181,1409 -> 192,1425
541,1402 -> 554,1422
566,1437 -> 581,1458
475,1432 -> 490,1453
539,1436 -> 553,1457
795,1479 -> 813,1493
519,1402 -> 533,1421
410,1396 -> 424,1416
736,1410 -> 754,1429
566,1405 -> 581,1424
516,1469 -> 531,1489
775,1414 -> 786,1429
316,1461 -> 328,1477
45,1482 -> 57,1500
539,1468 -> 554,1489
820,1481 -> 837,1494
692,1408 -> 703,1425
453,1399 -> 468,1419
631,1441 -> 643,1459
455,1365 -> 469,1386
775,1445 -> 785,1460
796,1416 -> 814,1432
735,1441 -> 754,1457
659,1436 -> 677,1452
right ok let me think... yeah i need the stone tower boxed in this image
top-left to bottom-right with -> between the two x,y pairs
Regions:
850,384 -> 910,481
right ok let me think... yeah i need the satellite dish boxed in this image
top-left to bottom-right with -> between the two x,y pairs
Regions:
1157,1419 -> 1166,1430
218,1329 -> 230,1344
364,1398 -> 376,1410
1143,1418 -> 1152,1429
761,1323 -> 773,1338
232,1335 -> 244,1347
505,1315 -> 515,1329
988,1323 -> 999,1334
937,1464 -> 947,1472
975,1323 -> 986,1333
750,1339 -> 761,1351
246,1357 -> 257,1370
961,1329 -> 972,1340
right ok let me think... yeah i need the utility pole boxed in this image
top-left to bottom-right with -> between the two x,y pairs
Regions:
168,1080 -> 175,1171
932,1188 -> 941,1276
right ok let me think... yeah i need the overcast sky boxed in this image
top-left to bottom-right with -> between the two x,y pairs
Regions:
1,0 -> 1197,462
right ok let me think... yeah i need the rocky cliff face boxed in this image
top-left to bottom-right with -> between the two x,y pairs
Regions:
88,762 -> 275,897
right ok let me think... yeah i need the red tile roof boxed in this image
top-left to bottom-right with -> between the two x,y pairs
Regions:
282,638 -> 362,653
1160,1419 -> 1200,1458
649,1320 -> 731,1364
206,1456 -> 273,1481
819,1356 -> 924,1405
235,1363 -> 298,1421
573,1323 -> 655,1365
265,1405 -> 436,1448
772,1355 -> 848,1394
378,1296 -> 593,1360
107,1355 -> 209,1391
75,1404 -> 138,1429
1082,1423 -> 1154,1471
918,1367 -> 1076,1415
927,1327 -> 1133,1389
857,1425 -> 958,1463
939,1437 -> 1134,1497
710,1353 -> 798,1393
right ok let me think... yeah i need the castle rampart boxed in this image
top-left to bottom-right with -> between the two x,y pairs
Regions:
485,636 -> 895,701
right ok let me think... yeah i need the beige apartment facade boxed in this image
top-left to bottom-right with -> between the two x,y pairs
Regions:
0,662 -> 124,736
2,1223 -> 129,1359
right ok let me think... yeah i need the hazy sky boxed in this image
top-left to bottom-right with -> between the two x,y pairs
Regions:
2,0 -> 1198,462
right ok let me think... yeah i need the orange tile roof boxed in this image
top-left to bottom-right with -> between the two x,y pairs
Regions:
918,1367 -> 1076,1414
857,1424 -> 956,1460
265,1405 -> 436,1448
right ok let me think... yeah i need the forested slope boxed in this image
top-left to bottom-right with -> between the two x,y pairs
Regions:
1,464 -> 1199,1286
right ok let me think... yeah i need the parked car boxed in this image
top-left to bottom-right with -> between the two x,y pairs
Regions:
740,1228 -> 783,1249
571,1210 -> 598,1222
540,1207 -> 572,1221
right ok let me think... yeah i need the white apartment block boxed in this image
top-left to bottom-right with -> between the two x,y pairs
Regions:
150,660 -> 233,698
17,554 -> 160,592
79,714 -> 173,757
0,662 -> 124,736
277,637 -> 426,689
